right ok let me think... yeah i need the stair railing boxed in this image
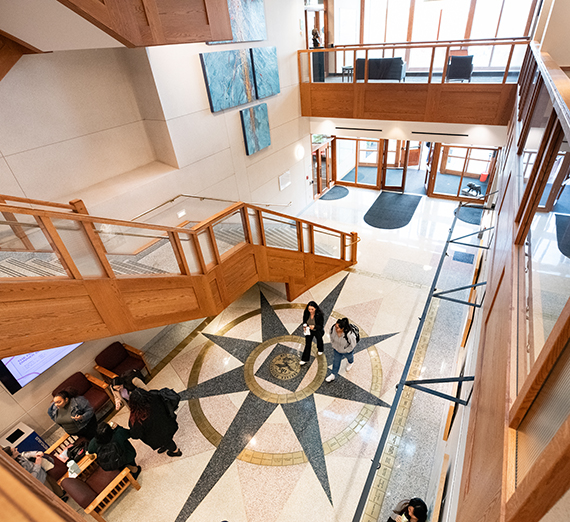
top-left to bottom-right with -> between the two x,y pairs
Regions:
0,200 -> 357,281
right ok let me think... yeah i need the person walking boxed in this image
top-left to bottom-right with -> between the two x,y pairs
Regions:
48,389 -> 97,439
387,498 -> 428,522
325,318 -> 357,382
300,301 -> 325,365
128,388 -> 182,457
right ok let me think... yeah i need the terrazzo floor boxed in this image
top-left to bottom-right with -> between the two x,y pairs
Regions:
81,188 -> 483,522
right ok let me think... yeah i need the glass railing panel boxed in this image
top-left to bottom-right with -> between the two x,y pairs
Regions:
0,218 -> 66,278
431,47 -> 447,82
261,213 -> 299,251
334,49 -> 355,83
95,223 -> 180,276
355,49 -> 367,83
311,50 -> 326,83
505,44 -> 525,83
212,210 -> 246,256
302,223 -> 311,253
300,52 -> 310,83
178,234 -> 202,275
52,219 -> 105,277
406,47 -> 431,83
247,209 -> 262,245
313,227 -> 341,258
197,229 -> 217,268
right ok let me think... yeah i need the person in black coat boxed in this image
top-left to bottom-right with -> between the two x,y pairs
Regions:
128,389 -> 182,457
300,301 -> 324,365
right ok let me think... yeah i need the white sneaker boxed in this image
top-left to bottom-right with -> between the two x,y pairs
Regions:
318,351 -> 323,355
299,360 -> 307,366
325,374 -> 335,382
346,363 -> 353,371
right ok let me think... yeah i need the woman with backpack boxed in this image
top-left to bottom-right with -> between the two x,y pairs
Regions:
128,388 -> 182,457
300,301 -> 325,365
325,317 -> 358,382
88,422 -> 141,478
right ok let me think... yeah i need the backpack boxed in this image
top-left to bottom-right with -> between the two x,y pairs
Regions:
97,442 -> 127,471
67,439 -> 88,462
349,323 -> 360,343
150,388 -> 181,417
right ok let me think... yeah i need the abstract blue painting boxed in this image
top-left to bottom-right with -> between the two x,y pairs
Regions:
200,49 -> 256,112
209,0 -> 267,44
240,103 -> 271,155
251,46 -> 280,99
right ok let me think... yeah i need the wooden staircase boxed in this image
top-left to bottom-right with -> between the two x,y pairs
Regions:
0,195 -> 358,358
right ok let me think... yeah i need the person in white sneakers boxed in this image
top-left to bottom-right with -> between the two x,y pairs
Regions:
300,301 -> 325,366
325,318 -> 357,382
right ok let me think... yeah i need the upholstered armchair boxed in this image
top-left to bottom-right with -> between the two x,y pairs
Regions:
62,454 -> 140,522
94,342 -> 150,382
52,372 -> 113,417
446,55 -> 474,82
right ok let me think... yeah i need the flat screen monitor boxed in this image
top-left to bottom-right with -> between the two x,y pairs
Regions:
0,343 -> 83,394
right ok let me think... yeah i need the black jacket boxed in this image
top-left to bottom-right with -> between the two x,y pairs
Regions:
302,309 -> 324,335
129,394 -> 178,450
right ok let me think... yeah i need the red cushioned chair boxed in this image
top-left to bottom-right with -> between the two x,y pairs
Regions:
94,342 -> 150,382
62,455 -> 140,522
52,372 -> 112,417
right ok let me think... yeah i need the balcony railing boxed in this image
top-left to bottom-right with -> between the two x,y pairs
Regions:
299,36 -> 531,85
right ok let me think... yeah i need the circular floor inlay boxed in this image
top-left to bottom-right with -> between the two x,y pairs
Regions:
270,352 -> 301,380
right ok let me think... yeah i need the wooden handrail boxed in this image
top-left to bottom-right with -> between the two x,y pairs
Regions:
331,36 -> 530,50
0,198 -> 356,282
0,193 -> 74,210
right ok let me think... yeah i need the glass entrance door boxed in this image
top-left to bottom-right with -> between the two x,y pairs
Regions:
382,140 -> 408,191
356,140 -> 380,186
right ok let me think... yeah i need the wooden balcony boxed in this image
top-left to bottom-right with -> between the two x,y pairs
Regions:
298,37 -> 529,126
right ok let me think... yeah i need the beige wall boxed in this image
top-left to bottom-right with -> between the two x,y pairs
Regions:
541,0 -> 570,67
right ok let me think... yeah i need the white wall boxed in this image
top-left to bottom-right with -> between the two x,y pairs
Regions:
310,118 -> 508,147
0,47 -> 156,203
0,326 -> 163,441
541,0 -> 570,67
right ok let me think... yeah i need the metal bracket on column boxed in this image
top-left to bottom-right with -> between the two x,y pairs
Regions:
432,281 -> 487,307
450,227 -> 494,250
403,376 -> 475,406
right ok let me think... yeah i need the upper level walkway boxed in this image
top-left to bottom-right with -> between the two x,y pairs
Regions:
298,37 -> 529,125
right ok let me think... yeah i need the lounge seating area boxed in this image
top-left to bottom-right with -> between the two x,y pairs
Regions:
355,57 -> 407,82
62,454 -> 140,522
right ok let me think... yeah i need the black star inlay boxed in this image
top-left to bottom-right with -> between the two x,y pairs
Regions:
175,275 -> 398,521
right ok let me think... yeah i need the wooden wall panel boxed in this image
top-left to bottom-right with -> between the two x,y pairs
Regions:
309,85 -> 355,119
220,249 -> 258,302
363,85 -> 428,121
301,82 -> 517,125
56,0 -> 232,47
0,295 -> 110,356
266,251 -> 305,279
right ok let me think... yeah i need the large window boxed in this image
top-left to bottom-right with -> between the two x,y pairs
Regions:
335,0 -> 538,45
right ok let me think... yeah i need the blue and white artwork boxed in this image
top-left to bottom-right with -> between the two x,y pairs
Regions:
209,0 -> 267,44
200,49 -> 256,112
251,46 -> 280,99
240,103 -> 271,156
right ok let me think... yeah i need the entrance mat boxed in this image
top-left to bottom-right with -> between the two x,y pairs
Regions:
364,192 -> 421,229
455,206 -> 483,225
320,185 -> 349,200
555,214 -> 570,259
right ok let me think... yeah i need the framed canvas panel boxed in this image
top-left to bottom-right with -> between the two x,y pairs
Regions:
209,0 -> 267,44
240,103 -> 271,156
251,46 -> 280,99
200,49 -> 256,112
